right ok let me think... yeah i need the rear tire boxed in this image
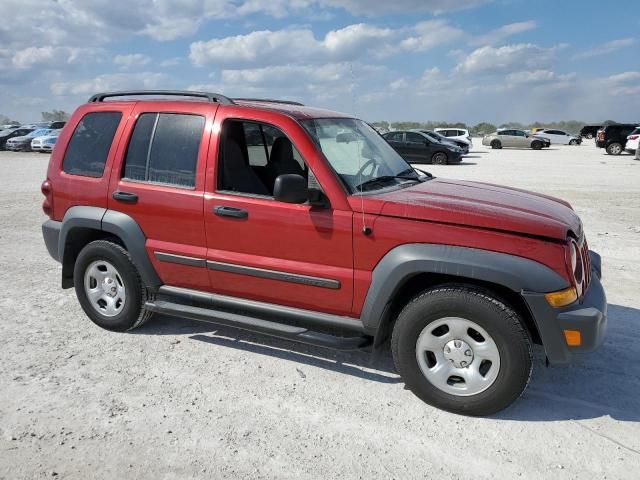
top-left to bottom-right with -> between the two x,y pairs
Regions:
391,285 -> 532,416
73,240 -> 152,332
431,152 -> 448,165
490,140 -> 502,149
606,143 -> 622,155
569,139 -> 578,146
531,141 -> 543,150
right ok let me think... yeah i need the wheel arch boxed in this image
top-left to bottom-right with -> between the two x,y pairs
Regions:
359,244 -> 569,346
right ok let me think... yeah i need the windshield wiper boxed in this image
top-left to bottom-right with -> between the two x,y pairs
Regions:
355,172 -> 421,192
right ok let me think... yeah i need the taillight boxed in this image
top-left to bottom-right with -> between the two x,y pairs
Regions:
41,179 -> 53,218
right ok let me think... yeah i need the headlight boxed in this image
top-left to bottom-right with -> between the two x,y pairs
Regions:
568,239 -> 585,296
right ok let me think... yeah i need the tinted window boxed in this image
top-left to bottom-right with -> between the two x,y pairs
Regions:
405,132 -> 425,144
62,111 -> 121,177
385,132 -> 403,142
122,113 -> 204,188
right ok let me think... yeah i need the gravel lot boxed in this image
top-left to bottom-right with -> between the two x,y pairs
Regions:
1,140 -> 639,479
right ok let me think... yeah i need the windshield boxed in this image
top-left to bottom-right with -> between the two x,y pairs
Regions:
28,129 -> 52,138
302,118 -> 422,193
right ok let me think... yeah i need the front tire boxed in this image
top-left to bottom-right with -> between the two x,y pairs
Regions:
606,143 -> 622,155
391,285 -> 532,416
569,139 -> 578,146
531,141 -> 543,150
74,240 -> 152,332
490,140 -> 502,149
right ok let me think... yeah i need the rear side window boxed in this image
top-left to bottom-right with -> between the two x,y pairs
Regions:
62,111 -> 122,177
122,113 -> 205,188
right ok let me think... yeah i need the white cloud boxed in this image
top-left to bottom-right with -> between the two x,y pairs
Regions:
51,72 -> 168,96
320,0 -> 490,15
114,54 -> 151,69
600,71 -> 640,95
470,20 -> 537,46
399,20 -> 464,51
573,38 -> 637,59
455,43 -> 557,75
12,46 -> 94,69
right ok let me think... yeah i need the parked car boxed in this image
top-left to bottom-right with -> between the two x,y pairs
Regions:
0,127 -> 34,150
434,128 -> 472,146
596,124 -> 639,155
625,127 -> 640,154
534,129 -> 582,145
6,128 -> 54,151
482,129 -> 551,149
416,130 -> 470,154
1,124 -> 21,130
579,125 -> 603,139
48,121 -> 67,130
530,127 -> 546,135
31,130 -> 61,153
383,130 -> 462,164
41,90 -> 606,416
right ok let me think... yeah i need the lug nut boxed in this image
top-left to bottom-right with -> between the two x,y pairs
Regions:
465,350 -> 472,356
460,361 -> 467,367
445,346 -> 450,353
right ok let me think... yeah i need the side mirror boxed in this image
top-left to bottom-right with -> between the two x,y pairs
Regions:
273,174 -> 308,204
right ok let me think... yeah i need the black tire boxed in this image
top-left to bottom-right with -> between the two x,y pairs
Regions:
490,140 -> 502,149
531,141 -> 542,150
586,133 -> 593,139
569,139 -> 578,146
73,240 -> 152,332
606,143 -> 622,155
431,151 -> 448,165
391,285 -> 532,416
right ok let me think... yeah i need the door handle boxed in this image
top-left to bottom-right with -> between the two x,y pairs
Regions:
214,205 -> 248,219
112,191 -> 138,204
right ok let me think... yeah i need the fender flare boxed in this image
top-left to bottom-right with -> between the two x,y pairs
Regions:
59,206 -> 161,289
359,243 -> 569,335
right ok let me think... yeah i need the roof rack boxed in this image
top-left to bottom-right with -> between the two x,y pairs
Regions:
233,98 -> 304,106
87,90 -> 234,105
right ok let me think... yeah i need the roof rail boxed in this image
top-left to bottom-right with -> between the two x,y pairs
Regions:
233,98 -> 304,106
87,90 -> 235,105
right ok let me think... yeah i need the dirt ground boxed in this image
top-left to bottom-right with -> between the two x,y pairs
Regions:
1,140 -> 639,479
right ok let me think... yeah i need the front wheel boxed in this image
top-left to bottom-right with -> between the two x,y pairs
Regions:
391,286 -> 532,416
490,140 -> 502,149
531,141 -> 543,150
431,152 -> 448,165
74,240 -> 152,332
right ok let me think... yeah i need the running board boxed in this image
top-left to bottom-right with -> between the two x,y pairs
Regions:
145,300 -> 372,351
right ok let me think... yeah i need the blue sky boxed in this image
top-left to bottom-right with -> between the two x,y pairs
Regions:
1,0 -> 638,124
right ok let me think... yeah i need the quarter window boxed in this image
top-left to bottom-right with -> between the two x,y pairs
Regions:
62,111 -> 122,177
122,113 -> 204,188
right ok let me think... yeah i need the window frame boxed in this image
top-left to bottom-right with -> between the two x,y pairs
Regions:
120,111 -> 206,191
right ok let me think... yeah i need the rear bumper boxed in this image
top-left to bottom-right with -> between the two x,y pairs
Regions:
42,219 -> 62,262
523,251 -> 607,364
596,140 -> 606,148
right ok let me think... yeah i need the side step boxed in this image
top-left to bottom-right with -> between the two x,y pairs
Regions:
145,300 -> 372,351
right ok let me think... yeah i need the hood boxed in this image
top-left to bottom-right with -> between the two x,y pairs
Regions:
361,178 -> 582,240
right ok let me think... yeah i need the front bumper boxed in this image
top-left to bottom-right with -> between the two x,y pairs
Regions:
522,251 -> 607,364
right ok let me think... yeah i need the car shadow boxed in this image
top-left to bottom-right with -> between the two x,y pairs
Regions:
135,304 -> 640,421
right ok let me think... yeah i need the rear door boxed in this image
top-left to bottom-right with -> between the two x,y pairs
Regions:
404,132 -> 430,163
107,102 -> 216,291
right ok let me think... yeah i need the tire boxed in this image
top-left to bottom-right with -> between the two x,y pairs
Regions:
531,141 -> 542,150
586,133 -> 593,139
569,139 -> 578,146
606,143 -> 622,155
73,240 -> 153,332
431,152 -> 448,165
490,140 -> 502,149
391,285 -> 532,416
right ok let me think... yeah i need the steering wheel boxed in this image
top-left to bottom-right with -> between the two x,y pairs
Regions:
354,158 -> 378,179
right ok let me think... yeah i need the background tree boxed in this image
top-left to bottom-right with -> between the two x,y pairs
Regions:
0,114 -> 19,125
41,110 -> 70,122
471,122 -> 496,136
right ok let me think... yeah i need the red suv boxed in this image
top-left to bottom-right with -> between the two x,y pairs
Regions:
41,90 -> 607,416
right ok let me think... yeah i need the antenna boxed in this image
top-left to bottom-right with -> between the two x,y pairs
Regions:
349,63 -> 371,236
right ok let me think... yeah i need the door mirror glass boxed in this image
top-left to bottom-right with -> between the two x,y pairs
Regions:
273,174 -> 308,204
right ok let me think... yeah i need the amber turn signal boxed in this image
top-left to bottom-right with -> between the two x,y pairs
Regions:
544,287 -> 577,308
564,329 -> 582,346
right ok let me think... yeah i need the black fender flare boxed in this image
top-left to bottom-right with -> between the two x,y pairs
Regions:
359,243 -> 569,336
59,206 -> 161,289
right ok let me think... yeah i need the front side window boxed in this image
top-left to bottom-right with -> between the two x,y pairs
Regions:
62,111 -> 122,177
122,113 -> 204,188
405,132 -> 425,144
303,118 -> 423,194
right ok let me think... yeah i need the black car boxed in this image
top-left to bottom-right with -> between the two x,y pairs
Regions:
579,125 -> 603,139
383,130 -> 462,164
48,121 -> 66,130
418,130 -> 469,154
596,124 -> 639,155
0,128 -> 34,150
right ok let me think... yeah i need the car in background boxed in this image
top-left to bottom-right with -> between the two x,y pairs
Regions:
530,127 -> 546,135
383,130 -> 462,164
416,130 -> 470,154
482,129 -> 550,150
0,127 -> 34,150
5,128 -> 54,151
31,130 -> 61,153
534,129 -> 582,145
434,128 -> 472,146
1,124 -> 21,130
47,121 -> 66,130
579,125 -> 603,139
596,124 -> 638,155
625,127 -> 640,154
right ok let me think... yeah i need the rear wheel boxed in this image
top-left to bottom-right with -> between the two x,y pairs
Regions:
391,285 -> 532,416
606,143 -> 622,155
490,140 -> 502,149
74,240 -> 152,332
531,141 -> 543,150
431,152 -> 448,165
569,139 -> 578,146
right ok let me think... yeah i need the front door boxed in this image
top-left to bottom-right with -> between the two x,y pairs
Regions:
404,132 -> 431,163
107,103 -> 216,291
203,111 -> 354,316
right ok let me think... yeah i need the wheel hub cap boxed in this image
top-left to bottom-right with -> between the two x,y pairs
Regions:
83,260 -> 126,317
443,339 -> 474,368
